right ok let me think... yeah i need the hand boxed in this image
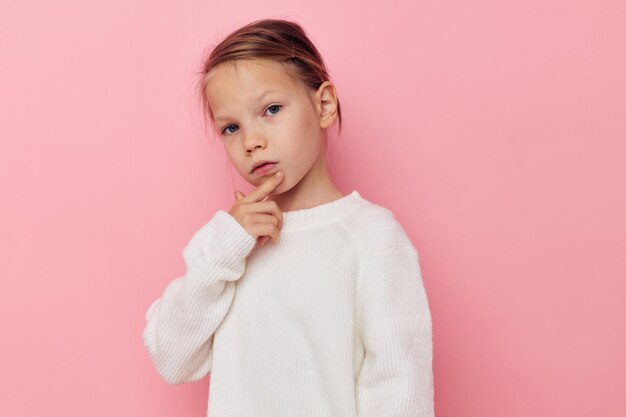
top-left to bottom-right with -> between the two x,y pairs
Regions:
229,171 -> 284,246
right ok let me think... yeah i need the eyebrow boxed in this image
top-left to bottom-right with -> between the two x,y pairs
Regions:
214,90 -> 283,122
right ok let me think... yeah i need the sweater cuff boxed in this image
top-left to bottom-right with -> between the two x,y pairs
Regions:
183,210 -> 257,270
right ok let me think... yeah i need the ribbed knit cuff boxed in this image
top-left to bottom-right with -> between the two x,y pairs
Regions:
183,210 -> 257,270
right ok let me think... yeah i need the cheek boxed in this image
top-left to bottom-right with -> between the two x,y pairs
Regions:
223,147 -> 245,173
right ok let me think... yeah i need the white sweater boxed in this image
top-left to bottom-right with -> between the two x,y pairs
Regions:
142,190 -> 434,416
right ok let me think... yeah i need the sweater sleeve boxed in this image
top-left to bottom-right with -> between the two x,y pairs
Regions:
142,210 -> 257,384
355,241 -> 434,416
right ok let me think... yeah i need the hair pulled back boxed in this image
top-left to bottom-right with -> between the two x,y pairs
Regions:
195,18 -> 342,138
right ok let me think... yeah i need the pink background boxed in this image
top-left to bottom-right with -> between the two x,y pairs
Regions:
2,1 -> 625,416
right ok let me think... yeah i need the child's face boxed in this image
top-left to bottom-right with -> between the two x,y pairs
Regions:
204,58 -> 334,195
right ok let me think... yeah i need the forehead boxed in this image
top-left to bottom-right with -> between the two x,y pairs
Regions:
205,59 -> 303,111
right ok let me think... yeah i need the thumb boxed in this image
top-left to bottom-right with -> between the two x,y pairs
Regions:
234,191 -> 244,201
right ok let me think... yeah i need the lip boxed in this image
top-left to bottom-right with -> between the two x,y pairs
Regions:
251,162 -> 278,177
250,160 -> 278,175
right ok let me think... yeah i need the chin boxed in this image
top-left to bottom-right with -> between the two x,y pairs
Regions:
270,182 -> 285,194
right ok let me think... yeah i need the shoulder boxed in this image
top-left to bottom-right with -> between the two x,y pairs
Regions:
340,195 -> 417,256
340,195 -> 425,288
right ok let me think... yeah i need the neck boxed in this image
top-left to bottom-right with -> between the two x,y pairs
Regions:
278,190 -> 364,232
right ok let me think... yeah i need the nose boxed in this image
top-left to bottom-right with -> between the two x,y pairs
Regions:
243,131 -> 266,153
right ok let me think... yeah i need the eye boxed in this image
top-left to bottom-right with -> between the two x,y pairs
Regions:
220,105 -> 282,136
221,124 -> 238,135
265,104 -> 282,116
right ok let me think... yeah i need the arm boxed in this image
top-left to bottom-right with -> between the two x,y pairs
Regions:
355,243 -> 434,416
142,210 -> 256,384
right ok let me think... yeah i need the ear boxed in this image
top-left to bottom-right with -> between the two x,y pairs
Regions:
314,81 -> 339,129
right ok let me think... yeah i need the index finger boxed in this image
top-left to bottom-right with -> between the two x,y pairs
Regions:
244,170 -> 284,203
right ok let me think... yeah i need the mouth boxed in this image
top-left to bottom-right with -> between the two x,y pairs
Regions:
251,161 -> 278,177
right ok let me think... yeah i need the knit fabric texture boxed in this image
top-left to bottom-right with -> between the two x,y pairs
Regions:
142,190 -> 434,416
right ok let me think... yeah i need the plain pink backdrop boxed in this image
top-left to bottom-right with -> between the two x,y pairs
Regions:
1,0 -> 625,416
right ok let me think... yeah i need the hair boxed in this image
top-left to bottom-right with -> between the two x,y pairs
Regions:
194,18 -> 343,142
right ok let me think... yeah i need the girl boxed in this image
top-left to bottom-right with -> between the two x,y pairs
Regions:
142,18 -> 434,417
